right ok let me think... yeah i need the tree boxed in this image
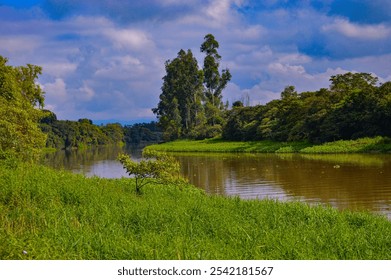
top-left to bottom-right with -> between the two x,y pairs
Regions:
330,72 -> 378,93
201,34 -> 232,129
15,63 -> 45,108
153,34 -> 231,140
280,85 -> 298,99
153,49 -> 204,140
0,55 -> 46,161
118,150 -> 184,195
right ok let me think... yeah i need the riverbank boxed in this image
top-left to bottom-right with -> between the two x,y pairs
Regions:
1,161 -> 391,259
146,136 -> 391,154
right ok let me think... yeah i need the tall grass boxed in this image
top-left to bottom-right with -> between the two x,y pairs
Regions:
147,136 -> 391,154
1,161 -> 391,260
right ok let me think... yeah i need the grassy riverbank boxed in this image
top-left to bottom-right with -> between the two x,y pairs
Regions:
146,136 -> 391,154
1,161 -> 391,260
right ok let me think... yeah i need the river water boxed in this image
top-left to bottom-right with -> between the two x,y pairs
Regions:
43,146 -> 391,219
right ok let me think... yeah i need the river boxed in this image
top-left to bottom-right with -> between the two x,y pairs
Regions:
43,146 -> 391,220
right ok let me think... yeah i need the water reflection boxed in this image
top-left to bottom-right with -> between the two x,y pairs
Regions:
44,148 -> 391,219
42,146 -> 142,178
176,153 -> 391,219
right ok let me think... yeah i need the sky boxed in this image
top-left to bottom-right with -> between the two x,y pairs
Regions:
0,0 -> 390,124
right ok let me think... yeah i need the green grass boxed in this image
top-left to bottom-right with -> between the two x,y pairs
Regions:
147,136 -> 391,154
146,138 -> 311,153
1,161 -> 391,260
300,136 -> 391,154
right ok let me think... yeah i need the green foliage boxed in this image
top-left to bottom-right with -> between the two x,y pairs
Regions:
0,55 -> 46,161
40,116 -> 124,149
153,49 -> 204,140
1,162 -> 391,259
123,122 -> 162,145
300,136 -> 391,154
201,34 -> 232,127
153,34 -> 231,140
118,150 -> 184,194
222,72 -> 391,143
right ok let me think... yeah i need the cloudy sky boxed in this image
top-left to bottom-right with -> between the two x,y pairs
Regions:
1,0 -> 390,124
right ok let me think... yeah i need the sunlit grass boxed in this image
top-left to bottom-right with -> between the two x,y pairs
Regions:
146,138 -> 311,153
1,162 -> 391,260
147,136 -> 391,154
300,136 -> 391,154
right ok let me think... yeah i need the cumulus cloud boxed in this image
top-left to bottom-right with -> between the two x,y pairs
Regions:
323,19 -> 391,40
0,36 -> 42,54
103,28 -> 154,51
43,78 -> 68,101
0,0 -> 390,122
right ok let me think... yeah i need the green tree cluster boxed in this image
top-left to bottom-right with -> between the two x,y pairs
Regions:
0,56 -> 46,161
153,34 -> 231,140
223,72 -> 391,143
40,114 -> 124,149
123,122 -> 162,145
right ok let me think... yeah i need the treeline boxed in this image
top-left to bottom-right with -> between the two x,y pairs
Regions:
0,54 -> 162,158
123,122 -> 162,145
39,113 -> 124,149
222,73 -> 391,143
39,111 -> 162,150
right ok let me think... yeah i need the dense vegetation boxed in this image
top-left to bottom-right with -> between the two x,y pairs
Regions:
152,34 -> 391,144
153,34 -> 231,140
123,122 -> 162,145
0,56 -> 47,161
1,161 -> 391,260
222,73 -> 391,143
40,113 -> 124,149
40,113 -> 162,150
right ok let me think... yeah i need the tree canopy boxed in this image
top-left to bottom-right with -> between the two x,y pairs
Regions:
153,34 -> 231,140
0,56 -> 46,161
222,72 -> 391,143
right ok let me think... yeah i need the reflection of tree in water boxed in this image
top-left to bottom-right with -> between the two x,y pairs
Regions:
272,154 -> 391,213
42,146 -> 142,173
44,149 -> 391,217
180,155 -> 227,195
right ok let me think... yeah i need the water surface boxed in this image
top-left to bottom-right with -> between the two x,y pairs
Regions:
43,147 -> 391,219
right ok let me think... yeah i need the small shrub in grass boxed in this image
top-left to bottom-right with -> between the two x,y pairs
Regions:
118,150 -> 185,195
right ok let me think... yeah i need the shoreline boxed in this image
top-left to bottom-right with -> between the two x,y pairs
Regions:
145,136 -> 391,154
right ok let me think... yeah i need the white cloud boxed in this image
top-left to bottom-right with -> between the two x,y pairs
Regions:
94,55 -> 145,80
78,81 -> 95,102
179,0 -> 241,28
40,62 -> 78,78
277,53 -> 312,64
1,1 -> 390,122
103,28 -> 154,50
0,36 -> 42,54
268,63 -> 307,75
323,19 -> 391,40
43,78 -> 68,112
43,78 -> 67,98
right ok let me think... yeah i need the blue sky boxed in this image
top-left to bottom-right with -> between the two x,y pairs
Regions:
0,0 -> 390,123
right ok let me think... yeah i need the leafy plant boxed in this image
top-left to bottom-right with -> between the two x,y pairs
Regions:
118,150 -> 184,194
